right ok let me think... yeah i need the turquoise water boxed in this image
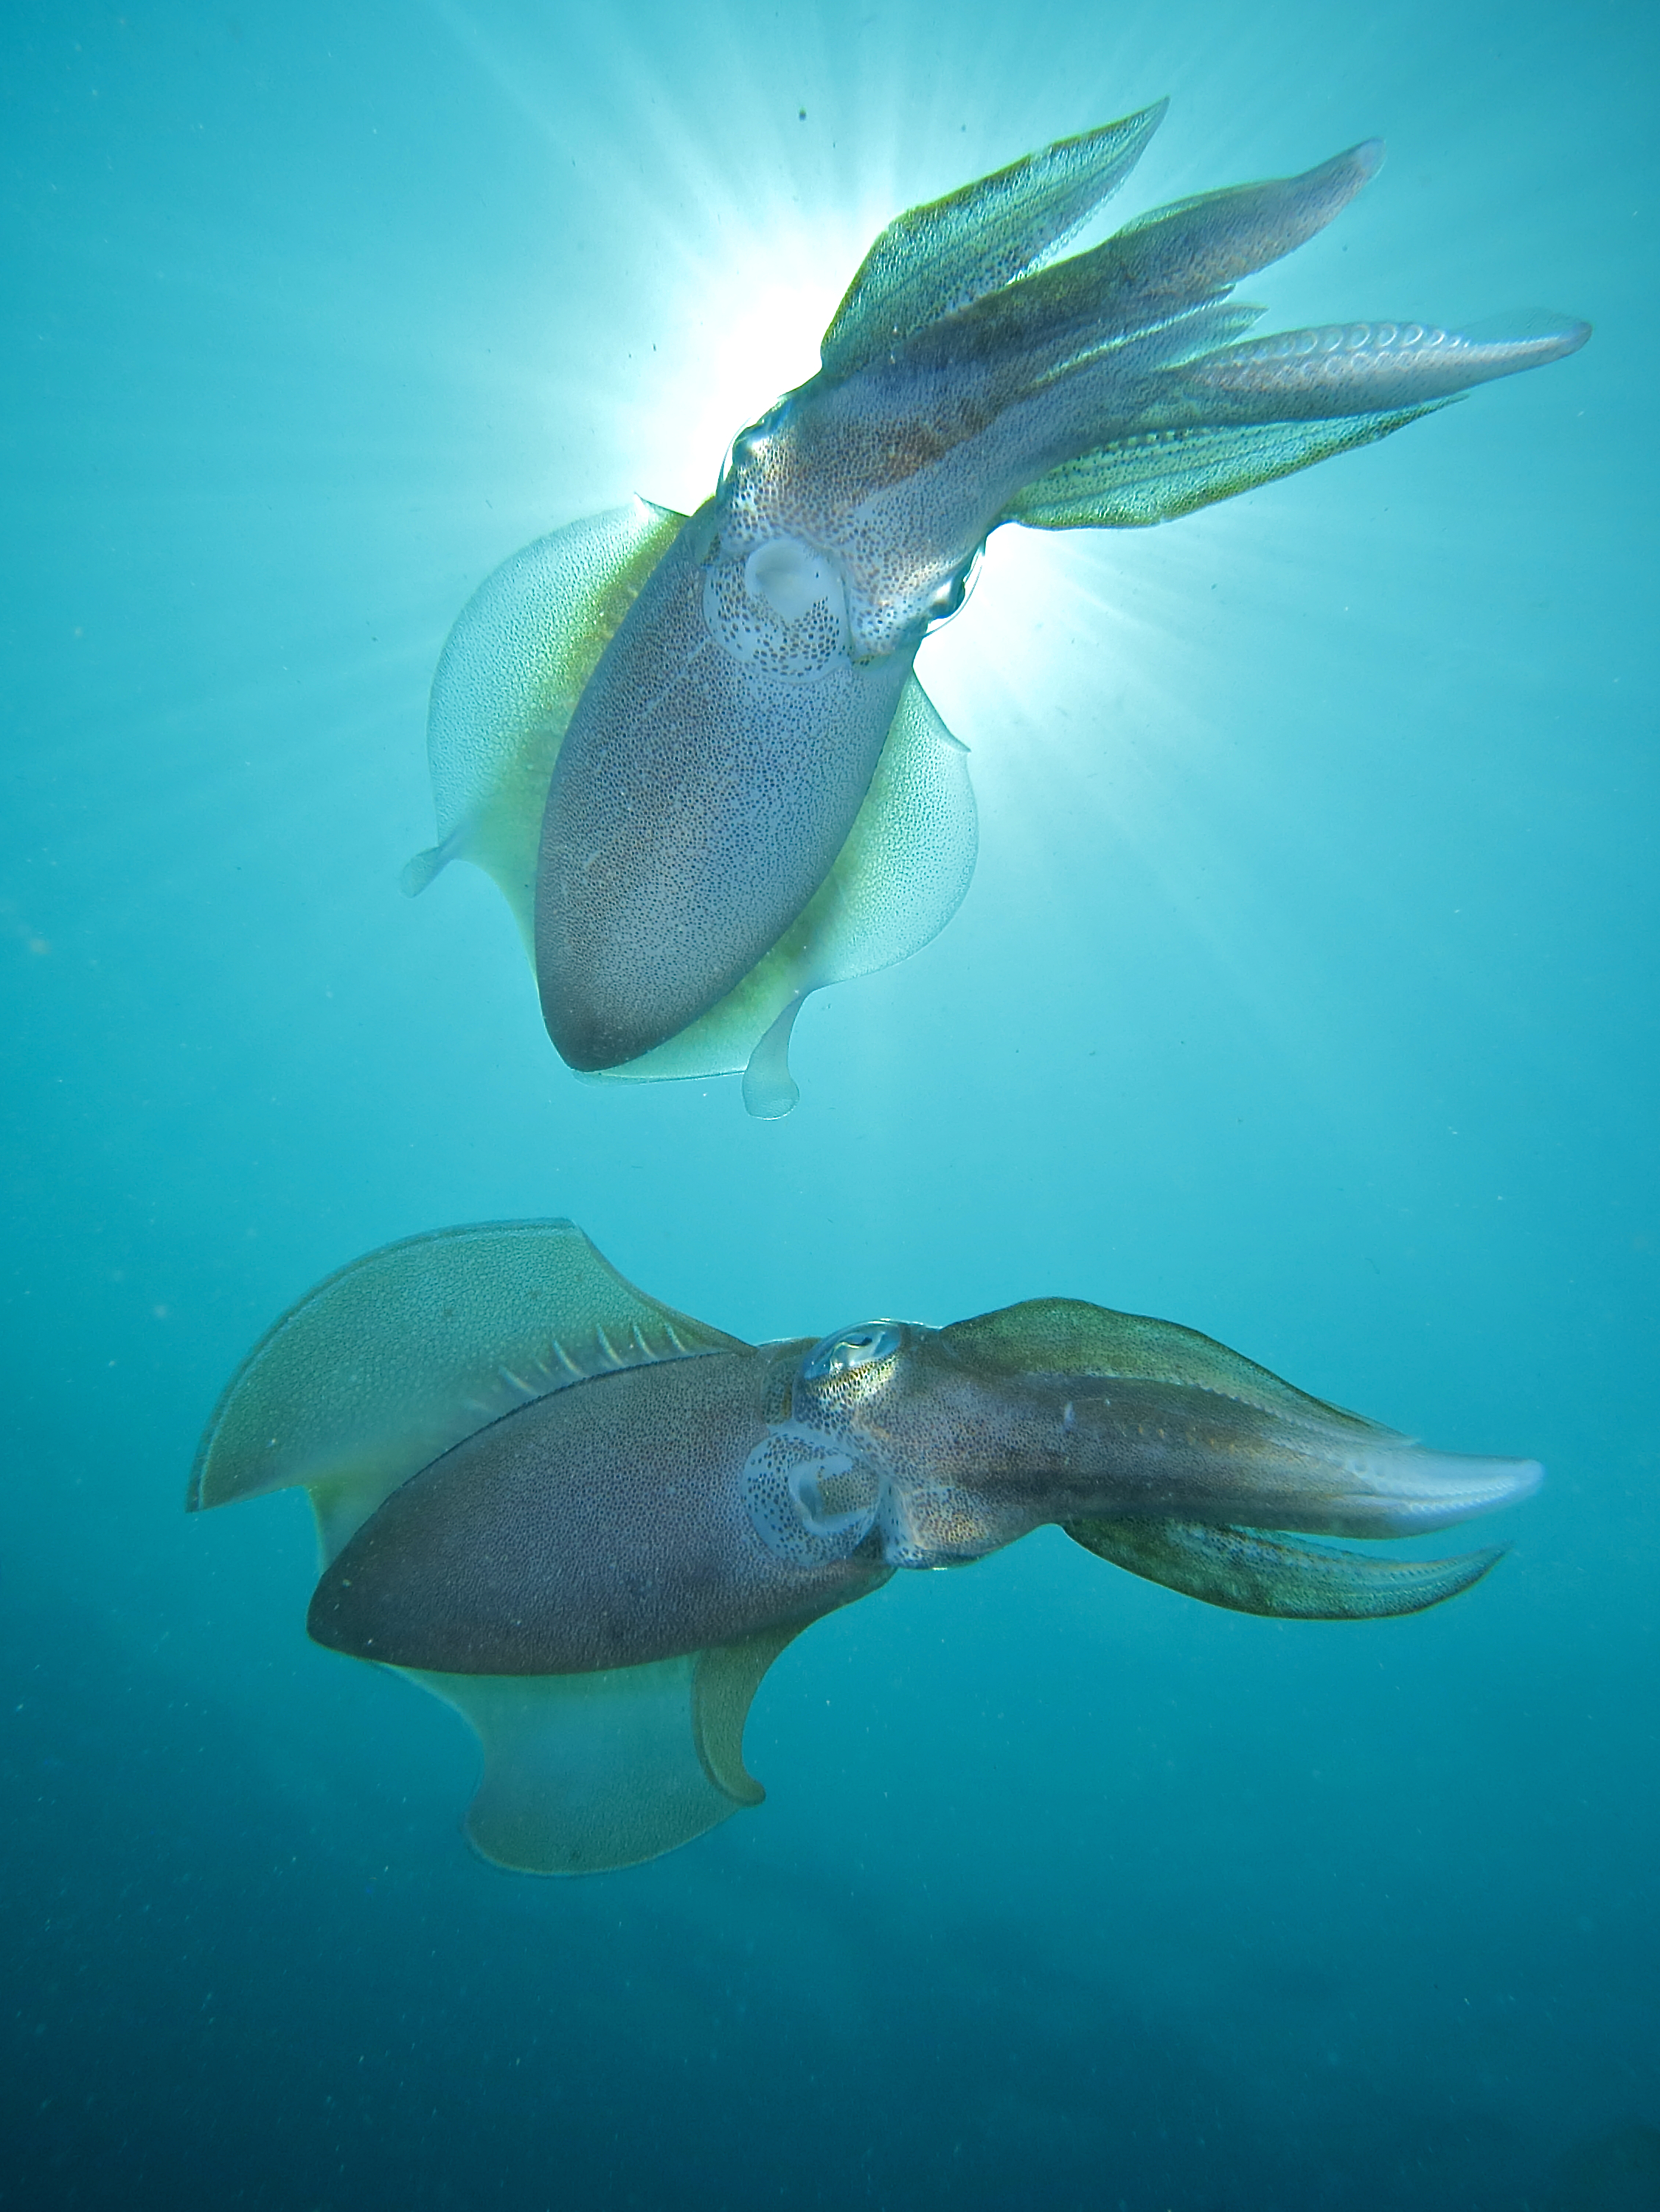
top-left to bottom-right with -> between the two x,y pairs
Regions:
4,2 -> 1655,2205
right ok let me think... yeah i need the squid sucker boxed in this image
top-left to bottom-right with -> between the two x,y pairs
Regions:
190,1222 -> 1541,1874
401,104 -> 1588,1116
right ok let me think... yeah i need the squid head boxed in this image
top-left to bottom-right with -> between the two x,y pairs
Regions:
191,1223 -> 1540,1874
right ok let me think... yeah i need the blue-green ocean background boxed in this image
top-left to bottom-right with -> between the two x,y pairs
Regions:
4,2 -> 1655,2205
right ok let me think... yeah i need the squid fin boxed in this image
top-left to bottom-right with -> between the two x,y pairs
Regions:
407,1624 -> 802,1875
1065,1517 -> 1506,1619
941,1298 -> 1392,1435
404,501 -> 686,952
187,1220 -> 743,1562
398,839 -> 454,898
588,675 -> 977,1115
740,997 -> 804,1120
819,105 -> 1165,379
1002,404 -> 1445,529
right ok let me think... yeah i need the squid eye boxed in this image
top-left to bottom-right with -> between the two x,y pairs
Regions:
800,1322 -> 903,1385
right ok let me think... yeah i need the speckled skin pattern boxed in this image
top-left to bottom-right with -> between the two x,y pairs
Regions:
535,509 -> 913,1071
308,1344 -> 890,1674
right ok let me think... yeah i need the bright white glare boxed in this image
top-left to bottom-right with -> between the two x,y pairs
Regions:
633,265 -> 844,518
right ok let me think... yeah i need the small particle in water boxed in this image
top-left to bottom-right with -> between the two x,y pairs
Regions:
797,107 -> 806,120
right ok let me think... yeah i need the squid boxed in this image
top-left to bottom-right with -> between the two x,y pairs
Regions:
190,1221 -> 1541,1874
402,105 -> 1588,1116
